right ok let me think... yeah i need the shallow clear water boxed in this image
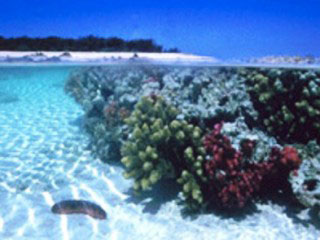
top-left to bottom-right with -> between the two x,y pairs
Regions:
0,65 -> 319,240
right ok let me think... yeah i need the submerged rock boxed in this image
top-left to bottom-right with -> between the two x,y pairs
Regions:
290,141 -> 320,208
51,200 -> 107,220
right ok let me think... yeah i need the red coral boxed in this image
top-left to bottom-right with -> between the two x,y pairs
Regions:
280,146 -> 301,169
255,146 -> 302,195
268,146 -> 301,171
204,122 -> 263,208
203,122 -> 302,209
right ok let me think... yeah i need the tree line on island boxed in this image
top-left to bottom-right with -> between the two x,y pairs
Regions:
0,35 -> 180,53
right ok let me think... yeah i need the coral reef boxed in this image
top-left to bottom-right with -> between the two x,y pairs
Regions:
121,95 -> 179,191
245,55 -> 319,65
204,123 -> 264,208
176,141 -> 207,209
65,65 -> 319,213
123,113 -> 302,209
240,139 -> 256,158
260,146 -> 302,195
204,122 -> 302,209
290,141 -> 320,208
65,66 -> 164,161
121,96 -> 206,205
269,146 -> 301,171
241,67 -> 320,143
103,101 -> 130,128
65,65 -> 258,161
160,67 -> 257,123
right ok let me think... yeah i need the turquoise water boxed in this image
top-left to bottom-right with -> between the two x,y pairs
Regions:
0,66 -> 117,239
0,66 -> 319,240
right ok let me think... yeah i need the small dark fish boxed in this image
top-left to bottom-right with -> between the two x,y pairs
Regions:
51,200 -> 107,220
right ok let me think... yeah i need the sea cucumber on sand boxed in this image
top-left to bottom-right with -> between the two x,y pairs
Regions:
51,200 -> 107,220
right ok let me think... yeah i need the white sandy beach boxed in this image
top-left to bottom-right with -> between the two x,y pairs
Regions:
0,51 -> 218,63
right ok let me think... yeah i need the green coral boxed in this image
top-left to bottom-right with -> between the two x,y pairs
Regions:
121,95 -> 207,209
177,170 -> 204,209
176,138 -> 207,209
241,68 -> 320,143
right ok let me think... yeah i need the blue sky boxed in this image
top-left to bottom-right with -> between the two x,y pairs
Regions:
0,0 -> 319,59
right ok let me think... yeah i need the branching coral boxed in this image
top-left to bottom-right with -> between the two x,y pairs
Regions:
203,123 -> 262,208
203,122 -> 302,209
121,96 -> 205,199
66,65 -> 311,213
177,143 -> 207,208
123,114 -> 303,209
121,96 -> 175,191
241,68 -> 320,143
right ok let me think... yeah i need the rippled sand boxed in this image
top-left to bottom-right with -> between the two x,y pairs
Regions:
0,66 -> 319,240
